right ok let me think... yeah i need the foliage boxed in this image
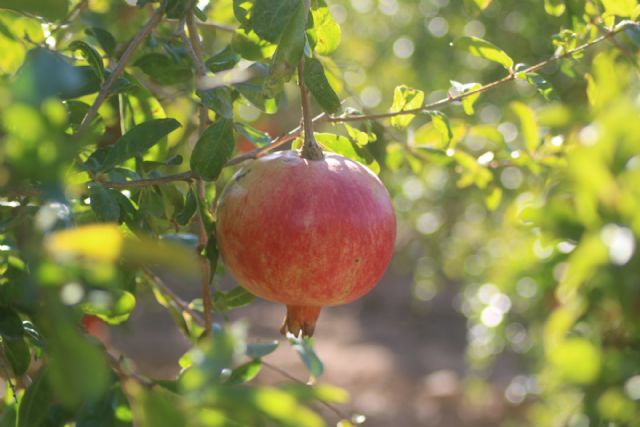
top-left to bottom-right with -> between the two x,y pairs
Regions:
0,0 -> 639,425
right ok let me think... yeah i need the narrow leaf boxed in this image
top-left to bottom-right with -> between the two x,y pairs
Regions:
4,338 -> 30,376
390,85 -> 424,128
69,40 -> 104,81
450,80 -> 481,115
234,122 -> 272,147
288,335 -> 324,379
100,118 -> 180,171
303,57 -> 340,114
190,119 -> 235,181
515,65 -> 559,101
455,36 -> 514,70
225,359 -> 263,385
428,111 -> 453,146
510,101 -> 539,154
246,341 -> 279,358
85,27 -> 116,56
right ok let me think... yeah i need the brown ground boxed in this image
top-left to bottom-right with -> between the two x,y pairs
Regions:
112,267 -> 527,427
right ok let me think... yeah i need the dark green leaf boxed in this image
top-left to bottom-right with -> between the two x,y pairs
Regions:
166,0 -> 190,19
193,6 -> 207,21
85,28 -> 117,57
515,65 -> 559,101
190,118 -> 235,181
264,0 -> 307,97
455,36 -> 514,70
234,122 -> 272,147
0,307 -> 24,339
231,30 -> 275,61
288,335 -> 324,378
215,286 -> 255,311
69,40 -> 104,81
246,341 -> 279,358
225,359 -> 262,385
138,387 -> 187,427
235,63 -> 279,113
176,188 -> 197,225
197,86 -> 234,119
89,184 -> 121,222
0,0 -> 68,21
251,0 -> 299,43
4,337 -> 30,376
233,0 -> 253,27
134,53 -> 193,85
100,118 -> 181,172
17,369 -> 52,427
303,56 -> 340,114
205,46 -> 241,73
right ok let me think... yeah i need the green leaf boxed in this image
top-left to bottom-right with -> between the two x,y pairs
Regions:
246,341 -> 279,358
17,370 -> 52,427
303,57 -> 340,113
428,111 -> 453,146
264,0 -> 307,97
515,65 -> 559,101
190,118 -> 235,181
455,36 -> 514,70
464,0 -> 493,10
343,123 -> 370,146
510,101 -> 539,154
544,0 -> 566,16
390,85 -> 424,128
234,122 -> 272,147
89,184 -> 121,222
288,335 -> 324,379
251,0 -> 299,43
137,387 -> 187,427
134,53 -> 193,85
69,40 -> 104,81
308,0 -> 341,55
176,188 -> 197,225
450,80 -> 481,115
81,289 -> 136,325
3,337 -> 30,376
231,30 -> 276,61
235,63 -> 279,113
205,46 -> 241,73
602,0 -> 637,17
197,86 -> 234,119
315,132 -> 380,174
85,27 -> 116,57
0,0 -> 68,21
215,286 -> 256,311
100,118 -> 181,172
0,308 -> 24,339
225,359 -> 262,385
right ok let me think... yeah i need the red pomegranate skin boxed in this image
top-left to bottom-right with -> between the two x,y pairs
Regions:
215,150 -> 396,336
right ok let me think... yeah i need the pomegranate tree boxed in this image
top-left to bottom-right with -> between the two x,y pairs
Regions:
215,149 -> 396,336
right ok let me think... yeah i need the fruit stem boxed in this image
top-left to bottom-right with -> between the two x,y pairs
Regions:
297,58 -> 324,161
280,305 -> 322,337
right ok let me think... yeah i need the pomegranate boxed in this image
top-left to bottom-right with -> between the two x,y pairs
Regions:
215,150 -> 396,336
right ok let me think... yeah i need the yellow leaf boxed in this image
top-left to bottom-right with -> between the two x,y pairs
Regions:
46,224 -> 123,262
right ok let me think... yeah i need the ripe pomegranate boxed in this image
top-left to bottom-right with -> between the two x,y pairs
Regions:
215,150 -> 396,336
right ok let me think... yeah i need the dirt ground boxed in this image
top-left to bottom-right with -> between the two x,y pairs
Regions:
110,261 -> 530,427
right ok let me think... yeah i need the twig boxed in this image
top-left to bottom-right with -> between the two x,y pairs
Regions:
180,10 -> 213,337
167,18 -> 236,33
106,351 -> 153,387
143,267 -> 205,325
77,1 -> 167,134
101,171 -> 194,189
324,21 -> 638,124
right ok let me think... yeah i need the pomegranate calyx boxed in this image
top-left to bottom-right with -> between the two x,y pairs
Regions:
280,305 -> 322,337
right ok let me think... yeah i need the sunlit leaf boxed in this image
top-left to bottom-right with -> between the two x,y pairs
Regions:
0,0 -> 68,21
69,40 -> 104,81
428,111 -> 453,146
45,224 -> 123,262
308,0 -> 341,55
602,0 -> 637,17
315,133 -> 380,174
390,85 -> 424,128
544,0 -> 566,16
510,101 -> 539,154
455,36 -> 514,70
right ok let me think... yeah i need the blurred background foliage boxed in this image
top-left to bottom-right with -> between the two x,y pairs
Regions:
1,0 -> 640,425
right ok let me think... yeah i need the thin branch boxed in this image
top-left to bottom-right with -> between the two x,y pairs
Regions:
101,171 -> 193,189
325,21 -> 638,124
77,1 -> 167,134
180,10 -> 213,337
167,18 -> 236,33
143,267 -> 205,325
49,0 -> 89,37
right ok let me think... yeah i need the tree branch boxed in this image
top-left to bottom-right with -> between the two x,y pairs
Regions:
167,18 -> 236,33
325,21 -> 638,124
179,10 -> 213,337
101,171 -> 193,189
77,1 -> 167,135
